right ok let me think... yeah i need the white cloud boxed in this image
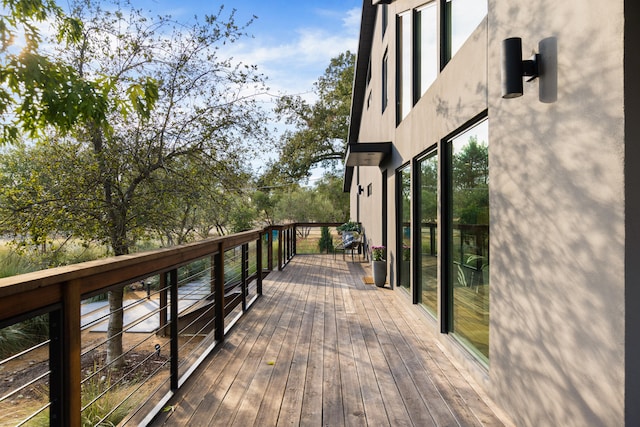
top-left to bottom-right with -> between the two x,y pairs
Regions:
343,7 -> 361,33
226,14 -> 358,101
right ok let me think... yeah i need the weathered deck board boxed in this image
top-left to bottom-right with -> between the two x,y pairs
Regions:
150,255 -> 505,427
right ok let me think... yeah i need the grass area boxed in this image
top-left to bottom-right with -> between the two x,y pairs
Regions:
0,314 -> 49,359
0,247 -> 36,278
0,240 -> 110,278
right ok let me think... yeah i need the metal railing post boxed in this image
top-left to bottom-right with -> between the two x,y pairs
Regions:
293,225 -> 297,256
267,228 -> 273,271
278,228 -> 283,271
214,244 -> 225,342
256,234 -> 263,295
241,243 -> 248,312
169,269 -> 179,390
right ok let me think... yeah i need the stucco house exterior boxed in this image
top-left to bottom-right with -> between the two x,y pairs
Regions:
344,0 -> 640,425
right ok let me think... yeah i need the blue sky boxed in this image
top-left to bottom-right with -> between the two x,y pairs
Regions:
139,0 -> 362,100
141,0 -> 363,180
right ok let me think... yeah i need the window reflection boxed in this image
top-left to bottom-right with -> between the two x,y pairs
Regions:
418,151 -> 438,315
445,0 -> 487,62
449,119 -> 489,361
398,165 -> 411,289
416,2 -> 437,99
397,11 -> 412,123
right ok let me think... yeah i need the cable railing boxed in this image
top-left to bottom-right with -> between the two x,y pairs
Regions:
0,224 -> 313,427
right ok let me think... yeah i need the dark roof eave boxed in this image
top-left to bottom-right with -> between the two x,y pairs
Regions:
342,142 -> 391,192
342,0 -> 377,193
346,1 -> 377,148
343,166 -> 354,192
345,142 -> 392,167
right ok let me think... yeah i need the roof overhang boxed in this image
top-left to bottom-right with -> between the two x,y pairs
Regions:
345,142 -> 392,167
342,142 -> 391,192
343,0 -> 379,193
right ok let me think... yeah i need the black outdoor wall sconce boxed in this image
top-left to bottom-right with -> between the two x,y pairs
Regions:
502,37 -> 540,98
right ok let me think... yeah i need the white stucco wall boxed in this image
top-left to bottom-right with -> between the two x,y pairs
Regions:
488,1 -> 625,425
351,0 -> 627,424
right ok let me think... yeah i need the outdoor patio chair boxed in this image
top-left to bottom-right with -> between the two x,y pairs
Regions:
334,231 -> 362,261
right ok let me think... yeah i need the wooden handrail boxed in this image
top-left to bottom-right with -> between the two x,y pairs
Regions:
0,228 -> 267,325
0,222 -> 334,425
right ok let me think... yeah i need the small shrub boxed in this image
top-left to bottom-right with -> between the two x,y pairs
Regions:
318,227 -> 333,253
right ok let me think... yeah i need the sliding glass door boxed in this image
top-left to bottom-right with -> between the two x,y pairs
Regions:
417,150 -> 438,315
447,119 -> 489,362
397,164 -> 411,290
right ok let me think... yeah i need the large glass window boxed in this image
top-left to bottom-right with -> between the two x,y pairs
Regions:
414,2 -> 437,101
397,164 -> 411,290
396,11 -> 412,124
448,119 -> 489,362
444,0 -> 487,64
417,150 -> 438,315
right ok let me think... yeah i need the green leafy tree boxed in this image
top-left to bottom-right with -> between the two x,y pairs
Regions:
0,0 -> 111,144
229,202 -> 257,233
452,137 -> 489,224
0,1 -> 268,367
68,2 -> 266,367
252,189 -> 278,226
421,158 -> 438,223
270,173 -> 348,225
268,51 -> 355,181
313,173 -> 350,223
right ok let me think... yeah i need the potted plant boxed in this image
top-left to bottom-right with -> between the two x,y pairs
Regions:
336,221 -> 361,235
371,245 -> 386,287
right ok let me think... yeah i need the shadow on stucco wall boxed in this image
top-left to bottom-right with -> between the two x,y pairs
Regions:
487,2 -> 625,426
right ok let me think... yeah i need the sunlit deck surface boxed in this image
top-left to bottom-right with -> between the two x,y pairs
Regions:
150,255 -> 504,426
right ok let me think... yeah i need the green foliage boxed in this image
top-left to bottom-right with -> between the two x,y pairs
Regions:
81,364 -> 140,427
252,190 -> 277,225
371,245 -> 385,261
269,51 -> 355,181
0,314 -> 49,359
420,156 -> 438,223
0,0 -> 268,257
230,203 -> 257,233
453,137 -> 489,225
0,247 -> 37,277
0,0 -> 112,144
270,173 -> 349,224
337,221 -> 361,233
318,226 -> 333,253
453,136 -> 488,190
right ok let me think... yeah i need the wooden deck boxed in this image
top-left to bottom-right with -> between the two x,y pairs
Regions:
150,255 -> 505,427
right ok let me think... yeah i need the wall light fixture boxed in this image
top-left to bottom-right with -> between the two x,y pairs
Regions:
502,37 -> 540,98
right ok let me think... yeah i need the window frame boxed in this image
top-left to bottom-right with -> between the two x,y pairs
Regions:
396,10 -> 412,125
441,112 -> 490,364
396,162 -> 412,291
414,145 -> 439,313
414,2 -> 438,104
